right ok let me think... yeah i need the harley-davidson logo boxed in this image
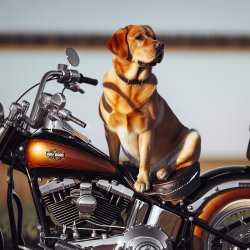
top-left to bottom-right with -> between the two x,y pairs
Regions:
46,149 -> 65,161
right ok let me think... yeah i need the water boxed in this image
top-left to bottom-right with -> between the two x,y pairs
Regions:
0,48 -> 249,159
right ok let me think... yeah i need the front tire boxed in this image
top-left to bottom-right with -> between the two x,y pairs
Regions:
192,188 -> 250,249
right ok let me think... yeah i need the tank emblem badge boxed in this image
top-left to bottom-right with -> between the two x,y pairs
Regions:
46,149 -> 65,161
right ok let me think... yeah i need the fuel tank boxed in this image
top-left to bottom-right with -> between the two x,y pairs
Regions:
25,130 -> 117,177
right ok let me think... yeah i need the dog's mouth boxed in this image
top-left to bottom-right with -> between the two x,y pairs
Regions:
150,50 -> 164,66
137,50 -> 164,67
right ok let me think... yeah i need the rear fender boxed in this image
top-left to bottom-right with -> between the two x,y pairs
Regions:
186,165 -> 250,242
186,165 -> 250,213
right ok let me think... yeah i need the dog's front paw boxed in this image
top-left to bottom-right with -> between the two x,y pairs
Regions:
134,172 -> 150,192
156,168 -> 169,180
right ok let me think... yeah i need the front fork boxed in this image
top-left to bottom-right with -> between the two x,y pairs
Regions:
25,165 -> 52,248
6,153 -> 51,249
6,157 -> 25,249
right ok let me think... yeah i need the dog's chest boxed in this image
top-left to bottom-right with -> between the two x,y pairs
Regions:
116,125 -> 139,158
108,110 -> 147,134
103,82 -> 156,114
107,110 -> 149,160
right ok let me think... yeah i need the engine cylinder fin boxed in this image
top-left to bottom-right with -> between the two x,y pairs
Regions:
90,217 -> 115,226
57,216 -> 79,225
49,204 -> 78,214
42,182 -> 131,229
92,210 -> 120,220
48,199 -> 72,208
46,201 -> 69,209
94,205 -> 121,215
96,198 -> 123,210
49,209 -> 78,218
52,210 -> 79,220
56,215 -> 80,226
50,206 -> 77,216
49,206 -> 76,215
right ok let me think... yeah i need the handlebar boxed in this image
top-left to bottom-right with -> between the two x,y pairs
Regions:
57,66 -> 98,86
0,50 -> 96,147
29,67 -> 98,128
68,113 -> 86,128
79,74 -> 98,86
55,108 -> 87,128
30,70 -> 62,123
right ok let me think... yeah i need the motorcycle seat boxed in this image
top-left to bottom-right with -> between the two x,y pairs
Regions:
118,161 -> 200,201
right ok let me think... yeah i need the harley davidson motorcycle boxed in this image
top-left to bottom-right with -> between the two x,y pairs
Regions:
0,48 -> 250,250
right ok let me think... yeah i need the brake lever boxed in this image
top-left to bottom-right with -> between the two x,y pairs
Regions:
67,83 -> 85,94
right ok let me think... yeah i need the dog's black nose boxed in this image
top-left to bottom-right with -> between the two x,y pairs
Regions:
154,41 -> 164,50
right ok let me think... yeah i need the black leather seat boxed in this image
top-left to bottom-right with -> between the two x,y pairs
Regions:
118,161 -> 200,201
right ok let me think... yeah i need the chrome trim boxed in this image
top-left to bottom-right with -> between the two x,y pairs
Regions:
41,118 -> 91,144
21,101 -> 30,116
147,205 -> 182,241
187,179 -> 250,212
77,195 -> 97,219
96,180 -> 134,200
59,225 -> 172,250
61,120 -> 90,143
77,182 -> 97,219
50,93 -> 66,111
39,179 -> 76,196
126,199 -> 149,228
30,70 -> 62,123
8,102 -> 23,122
85,220 -> 125,229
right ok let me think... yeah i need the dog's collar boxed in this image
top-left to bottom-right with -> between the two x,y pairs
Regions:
116,72 -> 146,85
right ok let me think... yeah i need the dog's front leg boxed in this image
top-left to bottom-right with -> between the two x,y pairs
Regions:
104,125 -> 120,165
135,130 -> 153,192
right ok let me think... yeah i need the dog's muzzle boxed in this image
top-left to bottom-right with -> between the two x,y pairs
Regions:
151,40 -> 165,65
138,41 -> 165,67
151,50 -> 164,66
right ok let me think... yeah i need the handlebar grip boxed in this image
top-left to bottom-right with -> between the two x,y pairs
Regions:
68,114 -> 86,128
79,74 -> 98,86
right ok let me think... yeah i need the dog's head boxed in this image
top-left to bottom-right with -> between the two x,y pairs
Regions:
106,25 -> 164,67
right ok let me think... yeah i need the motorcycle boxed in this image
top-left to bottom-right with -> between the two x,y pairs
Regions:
0,48 -> 250,250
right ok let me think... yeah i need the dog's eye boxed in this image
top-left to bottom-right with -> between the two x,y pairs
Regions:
135,34 -> 145,41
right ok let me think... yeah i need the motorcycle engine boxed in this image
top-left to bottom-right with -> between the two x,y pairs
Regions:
40,178 -> 181,249
40,179 -> 132,231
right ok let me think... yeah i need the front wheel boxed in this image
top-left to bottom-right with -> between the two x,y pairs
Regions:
192,188 -> 250,249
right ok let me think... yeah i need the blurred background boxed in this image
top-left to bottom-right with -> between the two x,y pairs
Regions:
0,0 -> 250,248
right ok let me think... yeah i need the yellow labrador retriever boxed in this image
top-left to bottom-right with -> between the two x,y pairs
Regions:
99,25 -> 201,192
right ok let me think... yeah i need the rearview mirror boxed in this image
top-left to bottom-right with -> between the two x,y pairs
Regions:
66,48 -> 80,67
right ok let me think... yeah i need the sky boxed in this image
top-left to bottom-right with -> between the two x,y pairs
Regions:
0,0 -> 249,160
0,0 -> 250,35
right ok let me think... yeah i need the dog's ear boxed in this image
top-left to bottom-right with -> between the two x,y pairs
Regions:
142,25 -> 156,40
106,27 -> 129,59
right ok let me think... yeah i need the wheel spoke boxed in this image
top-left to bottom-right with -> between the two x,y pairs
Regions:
237,211 -> 247,225
204,203 -> 250,249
